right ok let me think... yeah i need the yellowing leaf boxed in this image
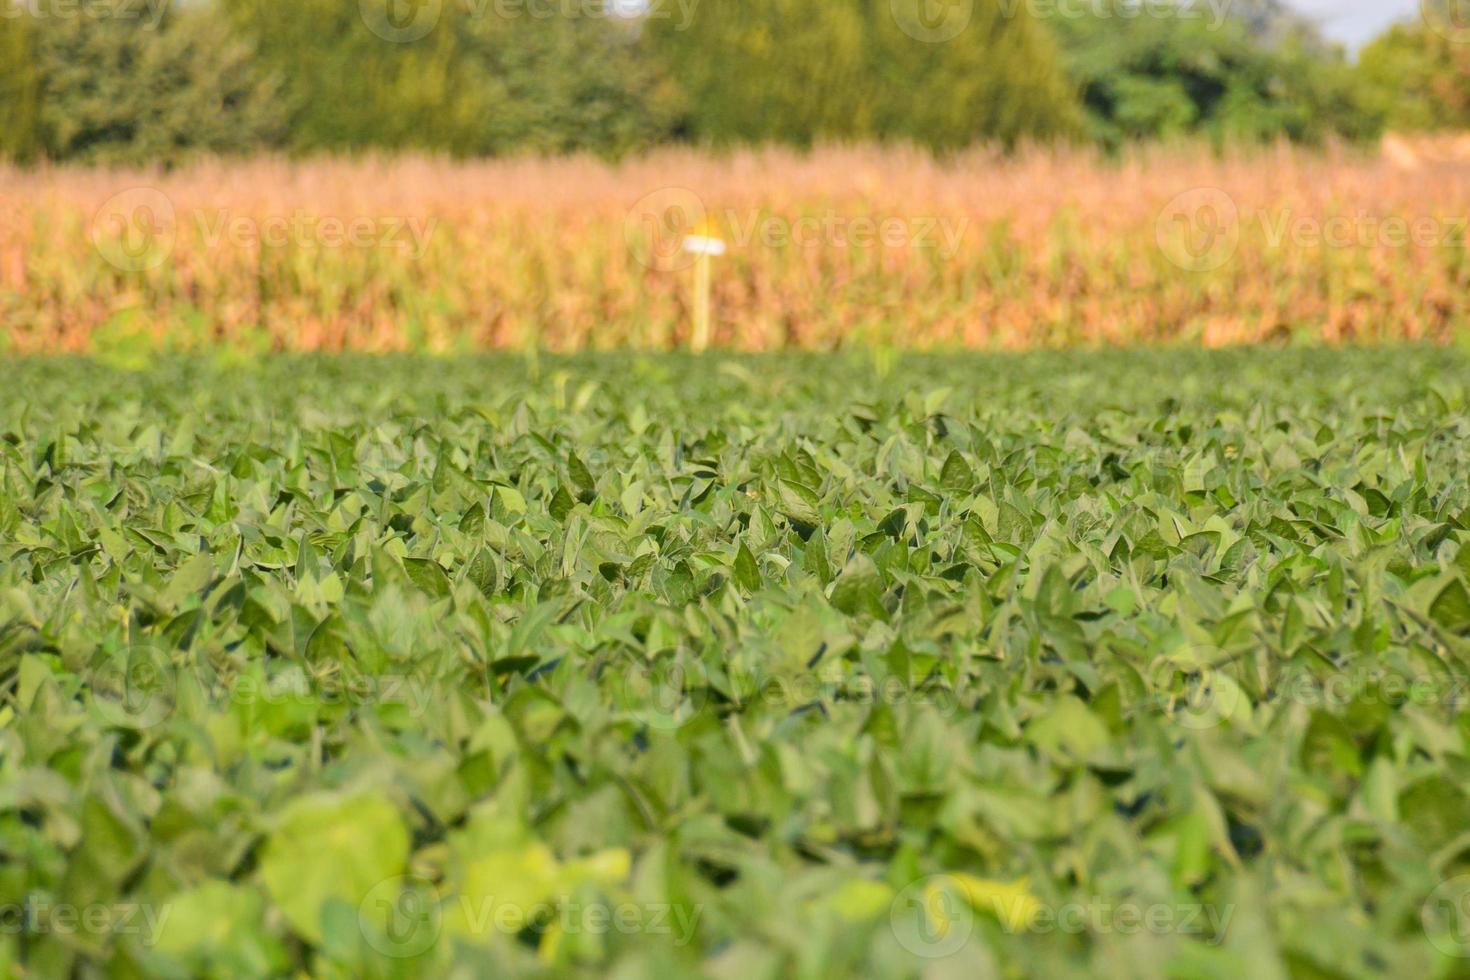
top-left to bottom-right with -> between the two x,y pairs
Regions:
445,843 -> 561,941
562,848 -> 631,887
258,791 -> 409,943
944,873 -> 1042,934
822,878 -> 894,922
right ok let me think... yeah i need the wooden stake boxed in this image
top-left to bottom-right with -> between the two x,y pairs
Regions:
692,251 -> 712,353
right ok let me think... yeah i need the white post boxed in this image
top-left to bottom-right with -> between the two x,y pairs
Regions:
682,232 -> 726,354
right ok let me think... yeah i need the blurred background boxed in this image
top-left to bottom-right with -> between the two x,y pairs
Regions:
0,0 -> 1464,165
4,0 -> 1470,356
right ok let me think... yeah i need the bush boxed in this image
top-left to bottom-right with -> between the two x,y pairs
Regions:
1055,9 -> 1378,147
222,0 -> 677,157
1358,21 -> 1470,132
0,0 -> 285,166
646,0 -> 1080,150
0,6 -> 41,162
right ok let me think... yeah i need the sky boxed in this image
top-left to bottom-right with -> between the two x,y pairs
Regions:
1288,0 -> 1420,50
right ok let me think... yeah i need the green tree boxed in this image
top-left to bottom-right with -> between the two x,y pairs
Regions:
1358,21 -> 1470,132
1,0 -> 284,165
456,12 -> 679,157
868,1 -> 1080,149
646,0 -> 1079,150
1053,6 -> 1377,147
223,0 -> 676,157
0,4 -> 42,162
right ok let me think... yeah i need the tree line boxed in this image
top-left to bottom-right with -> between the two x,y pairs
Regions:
0,0 -> 1464,165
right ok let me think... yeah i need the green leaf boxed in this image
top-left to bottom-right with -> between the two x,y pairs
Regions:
1430,577 -> 1470,635
939,450 -> 975,492
402,557 -> 452,598
733,541 -> 762,594
152,881 -> 286,979
1398,776 -> 1470,851
162,551 -> 214,609
830,553 -> 884,618
258,791 -> 409,944
775,478 -> 822,530
567,451 -> 596,499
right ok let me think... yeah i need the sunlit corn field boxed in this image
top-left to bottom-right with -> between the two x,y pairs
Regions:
3,144 -> 1470,354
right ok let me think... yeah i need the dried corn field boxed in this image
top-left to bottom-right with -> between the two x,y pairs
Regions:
2,144 -> 1469,353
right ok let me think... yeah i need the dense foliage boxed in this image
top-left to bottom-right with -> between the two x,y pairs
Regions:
1052,12 -> 1376,146
1359,20 -> 1470,133
0,9 -> 40,163
645,0 -> 1080,149
0,0 -> 284,166
4,0 -> 1455,163
2,351 -> 1469,977
220,0 -> 677,157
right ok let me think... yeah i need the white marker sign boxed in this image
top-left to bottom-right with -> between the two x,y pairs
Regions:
683,235 -> 727,256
